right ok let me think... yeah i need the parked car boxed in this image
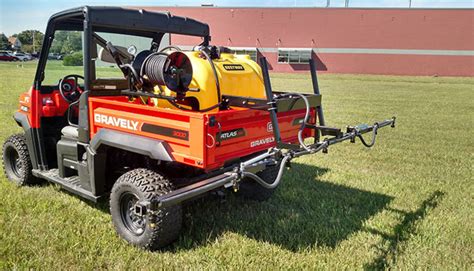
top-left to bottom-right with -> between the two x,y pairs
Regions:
30,52 -> 40,59
0,52 -> 20,61
13,52 -> 32,61
48,53 -> 63,60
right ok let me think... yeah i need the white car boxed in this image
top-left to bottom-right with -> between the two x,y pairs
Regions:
13,52 -> 32,61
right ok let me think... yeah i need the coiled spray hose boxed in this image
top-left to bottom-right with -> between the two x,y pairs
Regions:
276,93 -> 315,152
238,94 -> 312,189
140,51 -> 193,93
241,155 -> 291,189
357,123 -> 379,147
141,53 -> 169,86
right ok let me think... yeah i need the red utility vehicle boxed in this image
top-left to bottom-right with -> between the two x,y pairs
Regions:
2,6 -> 395,250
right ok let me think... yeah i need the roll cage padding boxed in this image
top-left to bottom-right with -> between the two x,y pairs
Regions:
48,6 -> 209,38
35,6 -> 210,89
90,129 -> 174,162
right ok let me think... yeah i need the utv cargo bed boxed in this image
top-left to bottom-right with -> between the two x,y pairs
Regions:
89,93 -> 320,171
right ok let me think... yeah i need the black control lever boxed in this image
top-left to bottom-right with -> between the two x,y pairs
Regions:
106,42 -> 129,76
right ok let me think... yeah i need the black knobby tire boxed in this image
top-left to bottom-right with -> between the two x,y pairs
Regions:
2,134 -> 37,185
110,168 -> 182,250
238,165 -> 280,201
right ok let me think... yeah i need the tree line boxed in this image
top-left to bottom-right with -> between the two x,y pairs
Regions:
0,30 -> 82,54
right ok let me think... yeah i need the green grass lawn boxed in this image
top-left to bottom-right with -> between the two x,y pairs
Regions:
0,61 -> 472,269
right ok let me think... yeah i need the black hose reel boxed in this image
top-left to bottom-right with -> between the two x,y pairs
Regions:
134,51 -> 193,99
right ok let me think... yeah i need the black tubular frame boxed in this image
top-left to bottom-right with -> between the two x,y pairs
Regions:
260,57 -> 325,149
35,6 -> 210,92
309,59 -> 325,126
260,57 -> 283,144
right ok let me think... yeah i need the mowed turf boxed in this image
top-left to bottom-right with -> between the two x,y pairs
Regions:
0,61 -> 472,269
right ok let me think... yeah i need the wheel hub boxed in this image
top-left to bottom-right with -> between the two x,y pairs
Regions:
7,147 -> 22,178
120,193 -> 146,235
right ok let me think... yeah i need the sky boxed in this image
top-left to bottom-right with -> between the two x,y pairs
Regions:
0,0 -> 472,36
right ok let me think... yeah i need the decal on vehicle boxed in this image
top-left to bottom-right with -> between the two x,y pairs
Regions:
267,122 -> 273,132
94,113 -> 139,131
250,137 -> 275,148
141,123 -> 189,140
223,64 -> 245,71
219,128 -> 246,141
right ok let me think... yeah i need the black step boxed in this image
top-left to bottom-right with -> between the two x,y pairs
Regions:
32,169 -> 99,202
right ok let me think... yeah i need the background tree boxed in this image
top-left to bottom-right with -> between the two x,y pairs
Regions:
16,30 -> 44,53
49,31 -> 82,55
0,33 -> 9,50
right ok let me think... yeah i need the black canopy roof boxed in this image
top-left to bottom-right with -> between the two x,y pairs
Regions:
48,6 -> 210,38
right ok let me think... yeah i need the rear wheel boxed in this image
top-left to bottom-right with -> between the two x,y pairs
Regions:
110,168 -> 182,250
2,134 -> 37,185
238,165 -> 280,201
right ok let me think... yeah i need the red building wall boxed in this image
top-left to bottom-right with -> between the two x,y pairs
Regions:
140,7 -> 474,76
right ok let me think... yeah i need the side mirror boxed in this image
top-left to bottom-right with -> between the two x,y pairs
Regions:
98,46 -> 133,64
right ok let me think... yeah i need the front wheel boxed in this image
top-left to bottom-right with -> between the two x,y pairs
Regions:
110,168 -> 182,250
2,134 -> 37,185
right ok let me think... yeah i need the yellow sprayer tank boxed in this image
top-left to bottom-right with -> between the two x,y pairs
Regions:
156,51 -> 266,110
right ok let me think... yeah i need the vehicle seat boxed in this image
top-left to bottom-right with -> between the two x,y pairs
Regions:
61,126 -> 79,140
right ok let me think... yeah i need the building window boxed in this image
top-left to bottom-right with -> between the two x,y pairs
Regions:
230,48 -> 258,62
278,49 -> 312,64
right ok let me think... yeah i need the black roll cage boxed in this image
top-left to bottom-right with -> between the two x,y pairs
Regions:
28,5 -> 211,153
34,6 -> 211,92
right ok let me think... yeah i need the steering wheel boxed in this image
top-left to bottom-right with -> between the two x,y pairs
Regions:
59,74 -> 84,103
